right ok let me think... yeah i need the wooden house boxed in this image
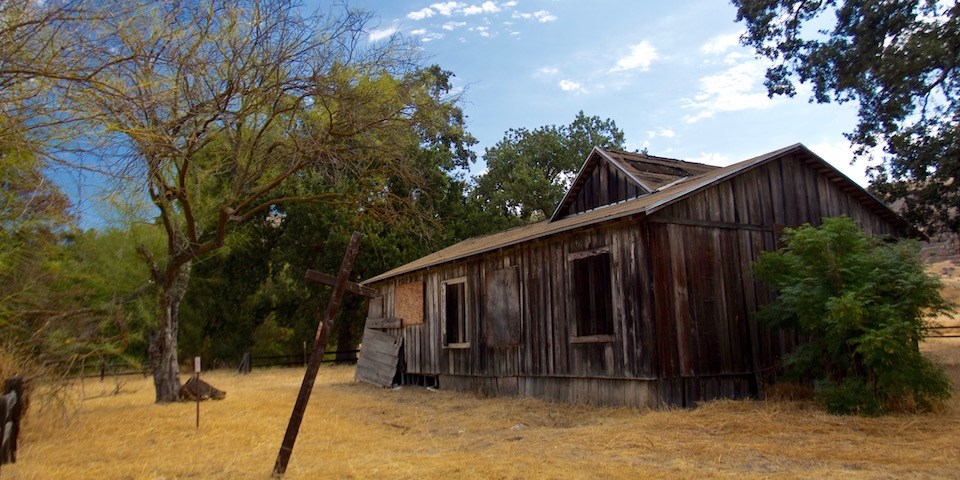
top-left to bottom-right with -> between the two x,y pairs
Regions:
355,144 -> 917,408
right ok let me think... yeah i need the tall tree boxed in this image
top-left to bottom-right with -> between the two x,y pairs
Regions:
53,0 -> 473,402
733,0 -> 960,240
178,67 -> 479,366
473,112 -> 625,222
1,1 -> 154,380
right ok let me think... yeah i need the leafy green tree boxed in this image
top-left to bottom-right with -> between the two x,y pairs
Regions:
473,112 -> 625,222
48,0 -> 477,402
753,216 -> 952,415
733,0 -> 960,241
1,2 -> 155,381
177,66 -> 479,367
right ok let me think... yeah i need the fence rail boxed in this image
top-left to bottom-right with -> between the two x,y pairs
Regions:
39,349 -> 362,380
248,350 -> 359,369
929,326 -> 960,338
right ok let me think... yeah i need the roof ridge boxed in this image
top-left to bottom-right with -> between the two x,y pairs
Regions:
601,148 -> 719,170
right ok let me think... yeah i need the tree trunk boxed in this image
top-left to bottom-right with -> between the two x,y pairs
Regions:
148,261 -> 191,403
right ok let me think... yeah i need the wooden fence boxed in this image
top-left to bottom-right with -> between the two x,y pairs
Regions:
1,377 -> 23,468
930,326 -> 960,338
238,349 -> 359,373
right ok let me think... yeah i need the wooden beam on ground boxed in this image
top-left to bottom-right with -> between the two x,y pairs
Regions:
273,232 -> 362,476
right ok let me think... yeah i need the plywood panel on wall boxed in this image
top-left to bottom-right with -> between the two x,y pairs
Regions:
484,266 -> 521,346
396,281 -> 424,326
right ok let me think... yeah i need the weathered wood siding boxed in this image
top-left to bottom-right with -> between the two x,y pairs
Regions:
646,153 -> 905,401
368,221 -> 657,388
556,158 -> 646,218
363,154 -> 909,408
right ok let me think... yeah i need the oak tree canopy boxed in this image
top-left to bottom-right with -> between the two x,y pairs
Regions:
734,0 -> 960,240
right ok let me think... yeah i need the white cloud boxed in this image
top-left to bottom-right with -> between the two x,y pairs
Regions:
513,10 -> 557,23
503,0 -> 517,7
539,66 -> 558,75
368,26 -> 399,43
611,41 -> 659,72
687,152 -> 731,166
410,29 -> 445,42
647,128 -> 675,139
482,1 -> 500,12
720,51 -> 748,65
533,10 -> 556,22
807,140 -> 882,187
442,21 -> 467,30
470,26 -> 491,37
431,1 -> 463,16
407,7 -> 435,20
559,79 -> 583,93
701,31 -> 743,55
682,59 -> 777,123
463,1 -> 499,15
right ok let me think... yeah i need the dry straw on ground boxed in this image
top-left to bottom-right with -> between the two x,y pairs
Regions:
5,356 -> 959,480
5,262 -> 960,479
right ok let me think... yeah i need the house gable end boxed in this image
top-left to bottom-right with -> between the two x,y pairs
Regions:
550,148 -> 651,221
646,145 -> 918,238
551,148 -> 721,222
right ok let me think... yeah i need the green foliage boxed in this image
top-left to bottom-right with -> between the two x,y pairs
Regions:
250,314 -> 295,358
753,216 -> 953,415
176,64 -> 482,366
473,111 -> 626,222
734,0 -> 960,240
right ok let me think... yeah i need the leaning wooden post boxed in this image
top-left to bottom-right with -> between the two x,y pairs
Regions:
272,232 -> 362,476
1,377 -> 23,468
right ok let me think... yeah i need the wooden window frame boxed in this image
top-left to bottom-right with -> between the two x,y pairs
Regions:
441,276 -> 470,349
567,248 -> 615,343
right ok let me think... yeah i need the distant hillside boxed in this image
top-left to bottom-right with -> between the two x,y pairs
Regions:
922,234 -> 959,264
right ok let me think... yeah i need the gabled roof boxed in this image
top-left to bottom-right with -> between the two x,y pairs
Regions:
550,147 -> 719,221
363,144 -> 919,285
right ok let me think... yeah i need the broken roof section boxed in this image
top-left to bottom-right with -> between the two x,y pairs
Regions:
550,147 -> 720,221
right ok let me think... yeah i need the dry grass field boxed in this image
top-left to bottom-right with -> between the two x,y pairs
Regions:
5,360 -> 959,479
4,261 -> 960,479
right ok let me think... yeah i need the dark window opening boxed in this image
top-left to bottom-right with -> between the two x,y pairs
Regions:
444,280 -> 468,346
572,252 -> 614,337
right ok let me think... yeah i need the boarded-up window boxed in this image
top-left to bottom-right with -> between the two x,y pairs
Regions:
571,252 -> 613,337
396,281 -> 424,326
442,277 -> 469,347
484,266 -> 521,346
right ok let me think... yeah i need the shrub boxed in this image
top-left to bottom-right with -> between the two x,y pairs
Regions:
753,216 -> 953,415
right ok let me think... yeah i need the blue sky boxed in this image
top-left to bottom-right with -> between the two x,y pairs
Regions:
64,0 -> 876,227
345,0 -> 874,184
